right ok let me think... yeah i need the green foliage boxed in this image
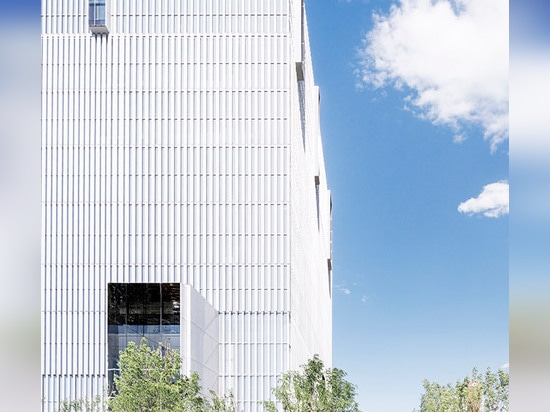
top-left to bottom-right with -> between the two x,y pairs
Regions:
108,339 -> 239,412
418,380 -> 460,412
208,390 -> 239,412
483,368 -> 509,412
415,367 -> 509,412
58,396 -> 106,412
264,354 -> 360,412
108,339 -> 204,411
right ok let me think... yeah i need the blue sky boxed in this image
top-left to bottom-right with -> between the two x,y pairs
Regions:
307,1 -> 508,411
0,1 -> 510,411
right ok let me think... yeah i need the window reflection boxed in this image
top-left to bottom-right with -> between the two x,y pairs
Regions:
89,0 -> 106,27
107,283 -> 180,392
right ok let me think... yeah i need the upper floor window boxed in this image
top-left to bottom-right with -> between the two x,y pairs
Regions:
315,175 -> 320,229
89,0 -> 109,33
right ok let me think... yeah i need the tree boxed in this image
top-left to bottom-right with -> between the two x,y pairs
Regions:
208,390 -> 239,412
455,368 -> 509,412
414,367 -> 509,412
109,339 -> 237,412
264,354 -> 360,412
418,380 -> 460,412
482,368 -> 509,412
57,396 -> 106,412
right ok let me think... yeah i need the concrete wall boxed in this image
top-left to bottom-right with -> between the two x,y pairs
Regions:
181,284 -> 219,395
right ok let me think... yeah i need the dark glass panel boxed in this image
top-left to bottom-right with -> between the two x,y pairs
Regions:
108,284 -> 127,325
162,283 -> 180,325
108,282 -> 181,393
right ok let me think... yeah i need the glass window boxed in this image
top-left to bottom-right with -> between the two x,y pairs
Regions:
107,283 -> 181,393
89,0 -> 106,26
315,175 -> 320,229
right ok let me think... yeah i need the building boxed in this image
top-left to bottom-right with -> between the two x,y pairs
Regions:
41,1 -> 332,411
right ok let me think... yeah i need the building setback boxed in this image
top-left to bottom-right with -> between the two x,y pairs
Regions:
41,1 -> 332,411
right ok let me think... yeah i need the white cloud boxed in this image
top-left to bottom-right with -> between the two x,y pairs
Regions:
458,181 -> 509,218
335,284 -> 353,295
357,0 -> 509,151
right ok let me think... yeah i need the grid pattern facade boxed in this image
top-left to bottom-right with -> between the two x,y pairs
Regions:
41,1 -> 331,411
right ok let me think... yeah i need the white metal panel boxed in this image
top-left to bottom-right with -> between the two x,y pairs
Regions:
42,1 -> 329,411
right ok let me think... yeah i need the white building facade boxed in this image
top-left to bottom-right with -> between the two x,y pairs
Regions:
41,1 -> 332,411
